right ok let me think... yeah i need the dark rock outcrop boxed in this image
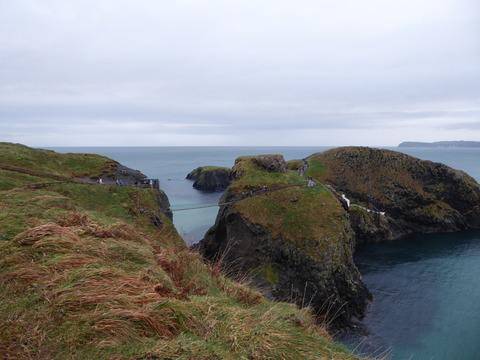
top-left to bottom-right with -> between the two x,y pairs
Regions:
186,166 -> 231,191
251,155 -> 287,173
111,163 -> 147,185
306,147 -> 480,242
154,189 -> 173,220
200,155 -> 372,333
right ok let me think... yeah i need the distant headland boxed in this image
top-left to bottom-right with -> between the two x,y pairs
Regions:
399,141 -> 480,148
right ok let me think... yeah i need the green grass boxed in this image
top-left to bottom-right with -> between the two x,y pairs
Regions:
229,156 -> 306,195
0,142 -> 117,179
286,159 -> 304,170
304,154 -> 328,178
199,166 -> 229,171
188,166 -> 230,178
304,147 -> 467,210
226,155 -> 354,267
0,169 -> 56,190
235,185 -> 347,254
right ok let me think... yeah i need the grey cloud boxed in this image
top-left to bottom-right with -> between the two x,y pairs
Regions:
443,122 -> 480,131
1,0 -> 479,146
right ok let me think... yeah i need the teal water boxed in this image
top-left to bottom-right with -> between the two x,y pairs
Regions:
354,231 -> 480,360
48,146 -> 480,360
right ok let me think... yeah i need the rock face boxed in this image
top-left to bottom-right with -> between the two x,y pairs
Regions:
305,147 -> 480,241
251,155 -> 287,173
200,155 -> 372,333
186,166 -> 231,191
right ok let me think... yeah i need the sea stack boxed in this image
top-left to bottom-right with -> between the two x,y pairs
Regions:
186,166 -> 231,191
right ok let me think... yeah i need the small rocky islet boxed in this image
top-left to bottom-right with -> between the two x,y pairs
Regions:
186,166 -> 231,191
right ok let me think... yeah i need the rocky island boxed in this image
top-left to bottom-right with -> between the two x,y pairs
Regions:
186,166 -> 231,191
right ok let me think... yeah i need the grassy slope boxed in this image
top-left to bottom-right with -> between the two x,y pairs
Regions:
0,142 -> 117,180
0,144 -> 366,360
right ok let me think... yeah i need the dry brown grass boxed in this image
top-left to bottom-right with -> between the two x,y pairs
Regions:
2,266 -> 45,289
86,222 -> 148,244
15,223 -> 81,246
223,282 -> 264,306
50,269 -> 160,309
57,211 -> 90,227
155,248 -> 209,298
96,306 -> 181,340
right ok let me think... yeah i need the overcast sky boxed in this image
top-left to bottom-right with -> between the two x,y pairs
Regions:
1,0 -> 479,146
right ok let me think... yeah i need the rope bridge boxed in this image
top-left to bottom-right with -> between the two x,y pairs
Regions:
171,183 -> 310,212
171,202 -> 233,212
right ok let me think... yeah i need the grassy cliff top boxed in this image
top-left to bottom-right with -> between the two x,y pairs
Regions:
195,166 -> 230,171
235,186 -> 349,250
0,142 -> 118,181
305,146 -> 478,207
228,155 -> 306,194
0,144 -> 365,360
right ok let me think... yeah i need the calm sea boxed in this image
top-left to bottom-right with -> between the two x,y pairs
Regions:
48,146 -> 480,360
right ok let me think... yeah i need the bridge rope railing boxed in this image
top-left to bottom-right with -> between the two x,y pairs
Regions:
170,182 -> 312,212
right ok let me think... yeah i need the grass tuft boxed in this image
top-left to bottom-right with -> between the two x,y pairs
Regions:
15,223 -> 81,246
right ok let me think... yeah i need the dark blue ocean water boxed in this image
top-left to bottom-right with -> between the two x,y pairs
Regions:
48,146 -> 480,360
354,230 -> 480,360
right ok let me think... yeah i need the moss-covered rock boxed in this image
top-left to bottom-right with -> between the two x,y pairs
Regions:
251,154 -> 287,173
305,147 -> 480,241
186,166 -> 231,191
200,155 -> 372,333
